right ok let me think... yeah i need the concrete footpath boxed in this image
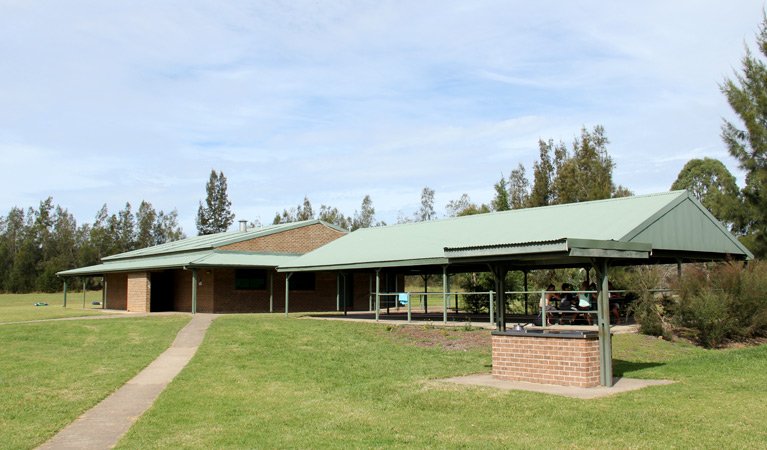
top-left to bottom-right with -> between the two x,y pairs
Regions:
37,313 -> 219,450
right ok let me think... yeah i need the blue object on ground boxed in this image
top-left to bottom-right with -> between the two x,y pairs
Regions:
34,302 -> 49,306
92,302 -> 101,305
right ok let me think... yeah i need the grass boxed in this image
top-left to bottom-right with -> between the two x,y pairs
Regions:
113,316 -> 767,450
0,292 -> 111,323
0,314 -> 190,450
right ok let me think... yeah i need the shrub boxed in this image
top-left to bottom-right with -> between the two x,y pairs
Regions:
676,290 -> 735,348
674,260 -> 767,347
625,265 -> 675,339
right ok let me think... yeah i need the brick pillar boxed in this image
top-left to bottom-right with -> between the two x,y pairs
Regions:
127,272 -> 151,312
492,331 -> 602,388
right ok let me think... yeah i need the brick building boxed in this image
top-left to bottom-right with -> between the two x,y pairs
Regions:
58,220 -> 397,314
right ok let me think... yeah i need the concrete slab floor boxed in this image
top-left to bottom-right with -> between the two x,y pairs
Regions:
440,374 -> 676,399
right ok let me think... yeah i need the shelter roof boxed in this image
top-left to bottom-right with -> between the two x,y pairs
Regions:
58,250 -> 301,276
278,191 -> 752,272
58,219 -> 345,277
102,220 -> 346,262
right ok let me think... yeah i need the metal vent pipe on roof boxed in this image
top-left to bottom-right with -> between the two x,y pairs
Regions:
239,220 -> 247,232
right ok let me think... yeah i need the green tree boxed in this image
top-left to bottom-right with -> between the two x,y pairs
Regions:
89,204 -> 116,262
553,126 -> 612,203
319,205 -> 351,230
351,195 -> 383,230
36,205 -> 78,292
0,207 -> 26,291
721,15 -> 767,257
114,202 -> 135,253
153,209 -> 185,245
445,194 -> 473,217
508,163 -> 530,209
273,196 -> 315,224
135,201 -> 157,249
546,125 -> 631,205
297,196 -> 314,221
414,187 -> 436,221
529,139 -> 558,207
445,194 -> 491,217
197,170 -> 235,235
671,158 -> 743,231
491,175 -> 510,211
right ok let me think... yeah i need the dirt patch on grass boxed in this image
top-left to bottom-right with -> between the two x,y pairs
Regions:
382,325 -> 492,352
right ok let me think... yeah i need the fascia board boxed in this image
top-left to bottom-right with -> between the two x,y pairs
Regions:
277,257 -> 450,272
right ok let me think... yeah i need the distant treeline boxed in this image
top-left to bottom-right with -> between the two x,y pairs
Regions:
0,198 -> 184,293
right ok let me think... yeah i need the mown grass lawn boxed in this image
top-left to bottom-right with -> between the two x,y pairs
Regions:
0,315 -> 190,450
0,292 -> 109,323
115,316 -> 767,450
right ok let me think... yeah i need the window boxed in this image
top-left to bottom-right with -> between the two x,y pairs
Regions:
289,272 -> 315,291
235,269 -> 267,290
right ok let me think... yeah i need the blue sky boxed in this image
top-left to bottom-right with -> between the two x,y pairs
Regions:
0,0 -> 764,233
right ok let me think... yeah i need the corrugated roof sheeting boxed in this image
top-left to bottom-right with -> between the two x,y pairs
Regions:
103,220 -> 346,261
58,251 -> 301,276
279,191 -> 752,271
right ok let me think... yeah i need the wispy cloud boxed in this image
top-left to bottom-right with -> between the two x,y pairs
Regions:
0,0 -> 762,231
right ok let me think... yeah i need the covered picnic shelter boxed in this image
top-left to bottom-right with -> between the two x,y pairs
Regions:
279,191 -> 753,386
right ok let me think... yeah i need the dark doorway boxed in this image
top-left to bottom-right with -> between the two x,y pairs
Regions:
342,274 -> 354,310
150,270 -> 175,312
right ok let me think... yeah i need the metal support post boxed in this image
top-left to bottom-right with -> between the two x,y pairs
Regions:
523,270 -> 529,315
284,272 -> 293,317
63,279 -> 67,308
192,269 -> 198,314
375,269 -> 381,322
82,279 -> 86,309
491,265 -> 507,331
593,258 -> 613,387
369,275 -> 373,311
407,293 -> 411,323
422,274 -> 429,314
497,276 -> 505,331
102,277 -> 106,309
336,272 -> 341,311
395,274 -> 399,311
442,265 -> 448,324
489,291 -> 494,326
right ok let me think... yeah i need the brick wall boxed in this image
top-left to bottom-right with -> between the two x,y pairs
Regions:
213,268 -> 272,313
492,333 -> 602,388
217,223 -> 346,253
212,269 -> 338,313
126,272 -> 150,312
105,273 -> 127,310
172,269 -> 214,313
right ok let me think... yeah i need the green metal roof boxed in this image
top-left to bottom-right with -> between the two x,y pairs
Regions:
58,250 -> 301,277
102,220 -> 346,262
278,191 -> 753,272
58,219 -> 345,277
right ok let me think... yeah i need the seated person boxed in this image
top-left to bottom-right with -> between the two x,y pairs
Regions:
544,284 -> 561,325
575,281 -> 593,325
607,282 -> 622,324
558,283 -> 578,323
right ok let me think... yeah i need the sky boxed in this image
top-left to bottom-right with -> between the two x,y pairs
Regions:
1,0 -> 764,234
